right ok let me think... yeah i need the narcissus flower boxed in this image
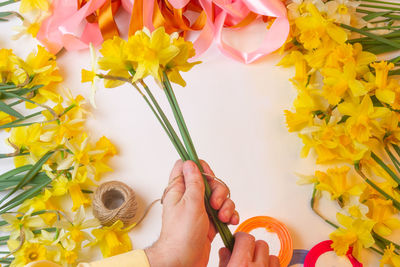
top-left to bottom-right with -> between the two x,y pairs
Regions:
90,220 -> 133,258
330,213 -> 375,260
127,27 -> 179,81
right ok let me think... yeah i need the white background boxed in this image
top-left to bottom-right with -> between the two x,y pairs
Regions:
0,4 -> 384,266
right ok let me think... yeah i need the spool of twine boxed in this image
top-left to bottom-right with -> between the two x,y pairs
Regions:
93,181 -> 138,227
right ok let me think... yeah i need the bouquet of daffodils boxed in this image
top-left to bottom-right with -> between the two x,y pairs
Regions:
82,27 -> 235,250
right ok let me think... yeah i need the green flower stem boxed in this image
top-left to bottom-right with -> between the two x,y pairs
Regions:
356,9 -> 400,20
140,90 -> 186,160
162,72 -> 234,251
162,72 -> 199,161
371,152 -> 400,185
384,146 -> 400,174
59,104 -> 76,117
354,163 -> 400,210
0,0 -> 17,7
138,81 -> 189,160
311,187 -> 339,228
362,26 -> 400,31
359,3 -> 400,11
373,232 -> 400,251
1,91 -> 57,119
8,99 -> 23,107
392,144 -> 400,158
101,74 -> 188,159
362,0 -> 400,6
0,152 -> 29,159
0,111 -> 42,127
342,24 -> 400,49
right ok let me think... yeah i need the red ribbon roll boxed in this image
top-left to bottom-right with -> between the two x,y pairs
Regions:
304,240 -> 362,267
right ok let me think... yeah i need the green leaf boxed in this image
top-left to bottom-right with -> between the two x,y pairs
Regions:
0,12 -> 12,17
0,151 -> 54,206
0,178 -> 51,213
0,165 -> 32,181
0,172 -> 50,191
0,100 -> 24,119
0,111 -> 42,129
0,0 -> 17,8
0,84 -> 16,90
362,11 -> 391,21
342,24 -> 400,49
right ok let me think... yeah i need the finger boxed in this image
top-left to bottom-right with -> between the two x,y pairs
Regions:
253,240 -> 269,264
218,198 -> 236,223
162,160 -> 185,206
229,232 -> 256,264
200,160 -> 215,178
200,160 -> 230,210
169,160 -> 184,183
229,211 -> 240,225
218,247 -> 231,267
268,255 -> 280,267
182,161 -> 205,205
207,220 -> 217,241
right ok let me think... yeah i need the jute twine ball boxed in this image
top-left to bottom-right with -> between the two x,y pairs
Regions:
92,181 -> 138,226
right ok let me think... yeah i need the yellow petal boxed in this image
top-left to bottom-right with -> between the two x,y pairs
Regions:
81,69 -> 96,83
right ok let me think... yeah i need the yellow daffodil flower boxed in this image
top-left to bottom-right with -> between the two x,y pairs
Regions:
325,0 -> 360,25
380,243 -> 400,267
0,49 -> 17,81
81,44 -> 100,107
90,220 -> 133,258
68,171 -> 92,212
9,241 -> 47,267
366,198 -> 400,236
323,62 -> 368,105
18,189 -> 59,225
345,196 -> 369,218
1,211 -> 46,240
127,27 -> 179,82
165,37 -> 200,87
338,95 -> 390,143
55,206 -> 100,248
295,4 -> 347,50
330,213 -> 375,260
315,166 -> 364,205
279,50 -> 309,84
98,36 -> 131,88
19,0 -> 49,13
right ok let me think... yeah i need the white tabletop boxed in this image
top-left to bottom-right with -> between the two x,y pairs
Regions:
0,7 -> 382,266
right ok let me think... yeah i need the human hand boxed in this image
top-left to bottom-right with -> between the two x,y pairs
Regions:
145,160 -> 239,267
219,232 -> 280,267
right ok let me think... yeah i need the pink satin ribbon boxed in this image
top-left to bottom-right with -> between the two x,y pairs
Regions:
37,0 -> 289,64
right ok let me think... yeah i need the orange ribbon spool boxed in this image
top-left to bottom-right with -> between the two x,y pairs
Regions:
235,216 -> 293,267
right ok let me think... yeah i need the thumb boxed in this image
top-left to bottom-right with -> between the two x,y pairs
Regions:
182,161 -> 205,204
218,247 -> 231,267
